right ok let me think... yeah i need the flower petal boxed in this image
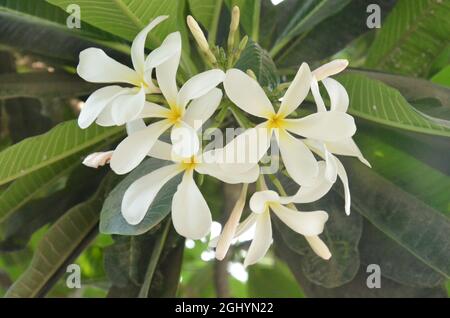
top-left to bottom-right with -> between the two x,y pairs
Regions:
305,236 -> 332,260
77,48 -> 140,85
82,151 -> 113,168
171,122 -> 200,158
312,59 -> 348,81
244,211 -> 272,267
279,161 -> 333,204
335,157 -> 351,215
111,87 -> 146,125
209,213 -> 258,248
78,86 -> 127,129
325,138 -> 371,167
172,170 -> 212,239
177,69 -> 225,109
278,131 -> 319,186
138,102 -> 171,119
195,160 -> 260,184
271,203 -> 329,236
310,76 -> 327,112
131,15 -> 169,76
278,62 -> 312,116
249,190 -> 280,214
215,184 -> 248,260
322,78 -> 349,112
284,111 -> 356,142
148,140 -> 173,161
224,69 -> 274,118
126,119 -> 146,135
156,44 -> 181,106
183,88 -> 222,129
122,164 -> 181,225
110,120 -> 171,174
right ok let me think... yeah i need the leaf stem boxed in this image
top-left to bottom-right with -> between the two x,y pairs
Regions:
138,219 -> 172,298
251,0 -> 261,42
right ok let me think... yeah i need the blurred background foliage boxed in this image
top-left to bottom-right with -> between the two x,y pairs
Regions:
0,0 -> 449,298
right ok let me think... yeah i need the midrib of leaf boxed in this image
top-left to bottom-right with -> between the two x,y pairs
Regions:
112,0 -> 144,29
373,1 -> 436,68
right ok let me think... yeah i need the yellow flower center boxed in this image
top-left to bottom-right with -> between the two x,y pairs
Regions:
266,114 -> 285,129
167,106 -> 183,124
180,156 -> 198,171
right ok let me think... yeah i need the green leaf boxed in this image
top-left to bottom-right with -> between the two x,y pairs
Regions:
270,0 -> 352,57
342,158 -> 450,279
274,187 -> 362,288
356,130 -> 450,217
0,119 -> 123,186
99,158 -> 181,235
188,0 -> 217,30
5,174 -> 117,298
0,73 -> 99,99
338,73 -> 450,136
46,0 -> 189,52
248,261 -> 303,298
366,0 -> 450,77
360,220 -> 445,288
235,40 -> 279,89
431,65 -> 450,87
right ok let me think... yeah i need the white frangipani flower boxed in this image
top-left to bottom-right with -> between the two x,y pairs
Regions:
109,64 -> 226,175
77,16 -> 181,128
121,141 -> 259,240
212,189 -> 330,267
82,151 -> 114,168
222,64 -> 357,186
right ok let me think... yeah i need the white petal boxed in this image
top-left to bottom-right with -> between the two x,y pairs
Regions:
271,203 -> 329,236
137,102 -> 171,119
278,131 -> 319,186
122,164 -> 181,225
126,119 -> 146,135
278,63 -> 312,116
172,170 -> 212,239
325,138 -> 371,167
77,48 -> 140,85
224,69 -> 274,118
279,161 -> 333,204
215,184 -> 248,260
220,124 -> 271,171
312,59 -> 348,81
310,76 -> 327,112
144,32 -> 182,85
111,87 -> 146,125
324,146 -> 338,183
195,161 -> 259,184
82,151 -> 113,168
78,86 -> 127,129
322,78 -> 349,112
177,69 -> 225,109
335,157 -> 351,215
284,112 -> 356,142
156,46 -> 181,106
249,190 -> 280,214
305,236 -> 332,260
209,213 -> 258,248
131,15 -> 169,76
171,122 -> 200,158
148,140 -> 173,161
244,211 -> 273,267
110,120 -> 171,174
183,88 -> 222,129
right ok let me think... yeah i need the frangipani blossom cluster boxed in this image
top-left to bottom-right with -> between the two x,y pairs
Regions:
78,10 -> 369,267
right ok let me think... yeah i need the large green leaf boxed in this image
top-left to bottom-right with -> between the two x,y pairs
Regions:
270,0 -> 352,57
188,0 -> 218,31
366,0 -> 450,77
99,158 -> 180,235
342,158 -> 450,279
0,73 -> 99,100
338,73 -> 450,137
0,119 -> 122,186
46,0 -> 189,52
356,130 -> 450,216
235,40 -> 279,89
5,174 -> 117,298
359,220 -> 445,288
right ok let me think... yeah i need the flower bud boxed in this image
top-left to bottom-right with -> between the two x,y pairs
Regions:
83,151 -> 113,168
230,6 -> 240,33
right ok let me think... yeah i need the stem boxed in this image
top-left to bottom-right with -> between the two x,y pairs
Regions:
251,0 -> 261,42
269,36 -> 291,58
208,0 -> 223,45
138,219 -> 172,298
229,104 -> 253,129
269,175 -> 297,210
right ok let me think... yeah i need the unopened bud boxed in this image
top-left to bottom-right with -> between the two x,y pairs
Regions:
230,6 -> 240,33
238,35 -> 248,51
187,15 -> 217,65
83,151 -> 113,168
246,69 -> 257,80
